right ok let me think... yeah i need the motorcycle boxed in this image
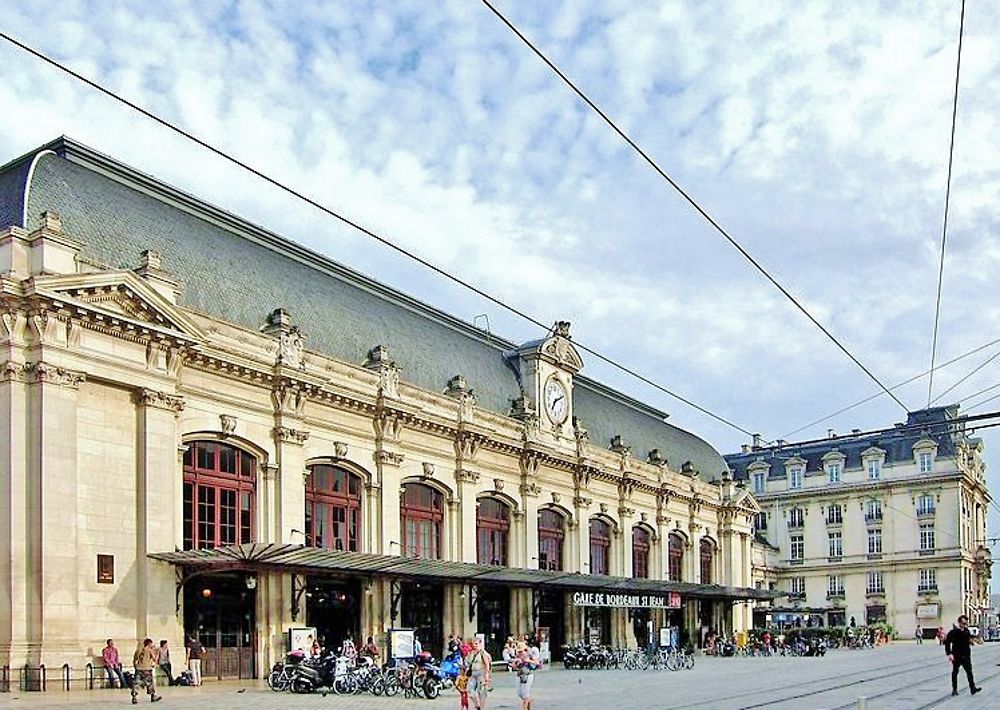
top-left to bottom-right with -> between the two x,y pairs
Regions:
290,652 -> 337,694
413,652 -> 443,699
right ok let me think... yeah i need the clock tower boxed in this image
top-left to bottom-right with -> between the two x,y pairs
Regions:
510,321 -> 584,440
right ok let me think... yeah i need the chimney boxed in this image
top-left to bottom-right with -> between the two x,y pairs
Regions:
741,444 -> 750,454
828,429 -> 836,439
752,433 -> 763,450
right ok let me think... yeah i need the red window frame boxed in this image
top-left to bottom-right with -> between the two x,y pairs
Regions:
538,509 -> 565,572
183,441 -> 256,550
589,519 -> 611,576
477,498 -> 510,566
305,464 -> 362,551
700,539 -> 714,584
632,526 -> 651,579
401,483 -> 444,560
668,533 -> 684,582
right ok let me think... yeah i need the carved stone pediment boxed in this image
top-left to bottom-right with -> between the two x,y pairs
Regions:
28,271 -> 205,343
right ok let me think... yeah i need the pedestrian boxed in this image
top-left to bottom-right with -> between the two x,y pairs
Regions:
157,640 -> 173,686
512,642 -> 539,710
915,625 -> 923,645
131,638 -> 162,704
413,634 -> 422,657
363,635 -> 380,661
466,637 -> 493,710
102,638 -> 125,689
455,661 -> 470,710
185,634 -> 204,686
944,615 -> 981,696
502,636 -> 517,669
936,626 -> 945,644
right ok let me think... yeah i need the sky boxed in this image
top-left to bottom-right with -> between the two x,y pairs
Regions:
1,1 -> 998,564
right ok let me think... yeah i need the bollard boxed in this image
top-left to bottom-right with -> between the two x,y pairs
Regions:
857,697 -> 868,710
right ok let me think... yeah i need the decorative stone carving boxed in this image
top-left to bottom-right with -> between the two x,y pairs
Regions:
520,482 -> 541,497
365,345 -> 400,399
572,468 -> 591,491
1,311 -> 27,344
27,312 -> 60,345
456,468 -> 481,484
640,512 -> 648,523
573,417 -> 589,443
136,388 -> 185,412
166,348 -> 182,377
493,478 -> 505,493
573,495 -> 592,509
66,318 -> 81,349
334,441 -> 349,459
681,461 -> 698,477
618,474 -> 635,501
422,462 -> 435,478
220,415 -> 237,437
273,426 -> 310,445
272,384 -> 307,416
551,492 -> 561,504
656,514 -> 670,527
520,452 -> 541,477
375,450 -> 404,466
454,431 -> 481,461
618,506 -> 635,519
23,361 -> 86,388
262,463 -> 278,481
647,449 -> 667,466
1,361 -> 26,383
374,411 -> 403,442
609,435 -> 630,454
599,502 -> 609,514
263,308 -> 305,369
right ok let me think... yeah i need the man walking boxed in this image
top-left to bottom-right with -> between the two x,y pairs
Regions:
915,624 -> 923,644
944,615 -> 981,696
132,638 -> 162,704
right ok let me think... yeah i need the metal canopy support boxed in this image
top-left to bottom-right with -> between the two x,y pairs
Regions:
390,580 -> 402,624
532,587 -> 541,627
290,574 -> 307,622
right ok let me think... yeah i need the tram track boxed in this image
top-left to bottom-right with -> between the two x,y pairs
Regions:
670,654 -> 938,709
671,644 -> 1000,710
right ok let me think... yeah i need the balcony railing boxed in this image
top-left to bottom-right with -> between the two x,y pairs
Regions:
918,585 -> 938,594
787,521 -> 804,529
826,591 -> 845,600
916,507 -> 936,517
865,513 -> 883,523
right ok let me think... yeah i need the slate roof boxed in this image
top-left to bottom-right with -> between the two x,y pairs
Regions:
724,404 -> 964,481
0,138 -> 726,478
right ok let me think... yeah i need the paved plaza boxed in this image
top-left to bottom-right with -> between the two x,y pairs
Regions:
1,642 -> 999,710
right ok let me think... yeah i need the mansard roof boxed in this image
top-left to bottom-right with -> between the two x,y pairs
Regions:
0,137 -> 726,478
724,405 -> 965,481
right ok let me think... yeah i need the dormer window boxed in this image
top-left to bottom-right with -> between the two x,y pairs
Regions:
867,459 -> 881,480
913,438 -> 937,474
861,446 -> 886,481
753,471 -> 766,494
826,462 -> 841,484
789,466 -> 803,489
919,452 -> 933,473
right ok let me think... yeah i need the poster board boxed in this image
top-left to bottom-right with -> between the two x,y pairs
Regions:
390,628 -> 416,659
288,627 -> 317,653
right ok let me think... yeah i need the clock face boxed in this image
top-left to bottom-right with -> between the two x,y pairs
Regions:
544,378 -> 568,424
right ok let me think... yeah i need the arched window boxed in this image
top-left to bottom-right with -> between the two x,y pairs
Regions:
668,533 -> 684,582
538,509 -> 565,572
632,526 -> 651,579
183,441 -> 256,550
589,519 -> 612,576
305,464 -> 361,551
477,498 -> 510,566
700,538 -> 715,584
401,483 -> 444,559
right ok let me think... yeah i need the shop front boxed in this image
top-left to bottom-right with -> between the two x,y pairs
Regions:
182,573 -> 256,680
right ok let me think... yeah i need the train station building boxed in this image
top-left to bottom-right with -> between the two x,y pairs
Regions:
0,138 -> 772,679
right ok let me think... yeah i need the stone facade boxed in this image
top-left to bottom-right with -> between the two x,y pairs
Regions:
0,141 -> 760,677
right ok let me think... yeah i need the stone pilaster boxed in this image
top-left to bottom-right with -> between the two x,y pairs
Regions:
26,362 -> 85,664
0,362 -> 28,667
135,388 -> 184,641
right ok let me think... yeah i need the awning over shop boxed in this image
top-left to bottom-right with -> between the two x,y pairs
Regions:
149,543 -> 782,602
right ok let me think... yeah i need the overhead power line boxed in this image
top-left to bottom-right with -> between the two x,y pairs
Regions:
926,0 -> 967,406
481,0 -> 907,412
0,29 -> 755,438
782,334 -> 1000,440
929,347 -> 1000,406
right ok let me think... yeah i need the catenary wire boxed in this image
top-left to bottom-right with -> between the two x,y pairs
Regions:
929,346 -> 1000,406
781,334 -> 1000,440
0,29 -> 756,438
956,380 -> 1000,408
480,0 -> 907,412
926,0 -> 967,406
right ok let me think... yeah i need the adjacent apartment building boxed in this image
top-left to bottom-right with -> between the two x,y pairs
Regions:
727,406 -> 992,635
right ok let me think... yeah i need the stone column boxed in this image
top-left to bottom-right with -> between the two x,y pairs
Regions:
135,388 -> 185,642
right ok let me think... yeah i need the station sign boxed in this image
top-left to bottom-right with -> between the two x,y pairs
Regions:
571,591 -> 681,609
